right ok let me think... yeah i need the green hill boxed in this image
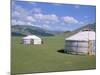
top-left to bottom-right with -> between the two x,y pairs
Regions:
11,25 -> 54,36
64,22 -> 96,37
11,22 -> 96,37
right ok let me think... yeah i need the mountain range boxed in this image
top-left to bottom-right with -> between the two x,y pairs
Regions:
11,22 -> 96,37
11,25 -> 54,36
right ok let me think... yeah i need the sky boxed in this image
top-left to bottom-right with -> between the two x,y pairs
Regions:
11,1 -> 96,31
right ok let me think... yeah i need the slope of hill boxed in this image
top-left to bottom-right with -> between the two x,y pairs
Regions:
74,23 -> 96,32
11,25 -> 54,36
11,23 -> 96,37
65,23 -> 96,37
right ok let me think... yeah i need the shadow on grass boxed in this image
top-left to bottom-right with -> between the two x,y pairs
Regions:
57,49 -> 65,54
57,49 -> 87,56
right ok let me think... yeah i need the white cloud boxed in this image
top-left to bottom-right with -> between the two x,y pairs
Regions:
33,13 -> 59,24
50,14 -> 59,22
12,19 -> 17,25
12,5 -> 37,25
26,22 -> 33,25
42,24 -> 50,29
14,6 -> 26,13
12,5 -> 29,20
63,16 -> 79,24
27,16 -> 36,22
12,11 -> 20,17
12,19 -> 26,25
44,21 -> 50,24
17,20 -> 26,25
12,3 -> 60,26
12,3 -> 80,28
32,8 -> 42,13
34,13 -> 43,20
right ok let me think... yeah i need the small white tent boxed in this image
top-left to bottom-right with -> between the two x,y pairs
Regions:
64,30 -> 96,55
22,35 -> 42,45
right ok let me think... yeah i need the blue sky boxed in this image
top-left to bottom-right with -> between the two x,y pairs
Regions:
12,1 -> 96,31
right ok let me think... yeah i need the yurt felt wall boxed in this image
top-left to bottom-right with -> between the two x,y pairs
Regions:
22,35 -> 42,45
64,31 -> 96,55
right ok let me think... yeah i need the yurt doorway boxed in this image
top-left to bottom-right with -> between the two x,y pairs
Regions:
31,39 -> 34,44
88,40 -> 94,55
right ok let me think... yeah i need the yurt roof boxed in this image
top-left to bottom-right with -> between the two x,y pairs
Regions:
65,31 -> 95,41
22,35 -> 41,40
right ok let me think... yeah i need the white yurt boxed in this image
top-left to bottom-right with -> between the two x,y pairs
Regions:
64,29 -> 96,55
22,35 -> 42,45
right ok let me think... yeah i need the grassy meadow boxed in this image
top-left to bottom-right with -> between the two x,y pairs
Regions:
11,35 -> 96,74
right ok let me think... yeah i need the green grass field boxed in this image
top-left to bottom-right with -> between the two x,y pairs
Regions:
11,36 -> 96,74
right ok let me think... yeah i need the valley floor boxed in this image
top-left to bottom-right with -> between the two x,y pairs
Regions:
11,36 -> 96,74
